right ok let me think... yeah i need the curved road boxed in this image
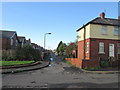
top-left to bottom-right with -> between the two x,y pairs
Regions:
2,52 -> 119,88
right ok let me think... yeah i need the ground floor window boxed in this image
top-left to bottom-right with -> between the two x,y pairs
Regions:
99,42 -> 104,53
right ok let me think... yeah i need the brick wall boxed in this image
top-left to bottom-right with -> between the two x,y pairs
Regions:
66,58 -> 99,68
82,59 -> 100,68
78,39 -> 91,60
78,41 -> 84,59
90,38 -> 120,60
66,58 -> 82,68
1,38 -> 10,50
66,38 -> 119,68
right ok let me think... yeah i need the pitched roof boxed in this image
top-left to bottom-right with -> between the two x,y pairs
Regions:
18,36 -> 26,42
77,17 -> 120,32
0,30 -> 17,39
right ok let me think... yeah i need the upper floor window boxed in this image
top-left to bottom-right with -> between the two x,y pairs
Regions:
99,42 -> 104,53
10,38 -> 13,46
118,43 -> 120,54
102,25 -> 107,34
114,26 -> 118,35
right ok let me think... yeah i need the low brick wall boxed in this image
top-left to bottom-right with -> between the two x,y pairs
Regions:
82,59 -> 100,68
66,58 -> 82,68
66,58 -> 100,69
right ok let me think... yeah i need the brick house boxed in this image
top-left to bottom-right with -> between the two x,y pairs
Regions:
0,30 -> 19,50
31,43 -> 41,50
31,43 -> 37,49
26,39 -> 31,46
0,30 -> 20,60
66,12 -> 120,68
18,36 -> 26,48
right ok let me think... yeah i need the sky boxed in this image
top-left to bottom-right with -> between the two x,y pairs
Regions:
1,2 -> 118,50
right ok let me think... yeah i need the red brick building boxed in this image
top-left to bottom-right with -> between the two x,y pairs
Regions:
18,36 -> 26,48
0,30 -> 19,50
66,12 -> 120,68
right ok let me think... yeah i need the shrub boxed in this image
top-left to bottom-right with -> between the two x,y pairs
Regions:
15,44 -> 42,61
100,60 -> 109,67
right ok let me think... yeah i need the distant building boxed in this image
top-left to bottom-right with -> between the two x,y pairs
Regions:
26,38 -> 31,46
18,36 -> 26,48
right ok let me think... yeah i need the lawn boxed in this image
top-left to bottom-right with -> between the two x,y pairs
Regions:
0,61 -> 35,66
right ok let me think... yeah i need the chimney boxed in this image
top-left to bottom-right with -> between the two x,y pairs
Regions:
100,12 -> 105,18
28,38 -> 31,43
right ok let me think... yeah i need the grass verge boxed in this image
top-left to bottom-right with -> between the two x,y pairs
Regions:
0,61 -> 35,66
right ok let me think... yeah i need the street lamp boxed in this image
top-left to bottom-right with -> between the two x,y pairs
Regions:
44,33 -> 51,50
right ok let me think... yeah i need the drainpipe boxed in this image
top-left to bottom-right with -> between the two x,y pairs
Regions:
83,24 -> 86,60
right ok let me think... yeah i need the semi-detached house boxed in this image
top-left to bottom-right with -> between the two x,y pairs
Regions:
66,12 -> 120,68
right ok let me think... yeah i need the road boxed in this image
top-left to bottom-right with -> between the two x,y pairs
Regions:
2,52 -> 119,88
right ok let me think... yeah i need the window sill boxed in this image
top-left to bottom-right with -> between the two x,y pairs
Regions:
98,52 -> 105,54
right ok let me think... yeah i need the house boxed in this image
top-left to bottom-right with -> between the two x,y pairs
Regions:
0,30 -> 20,60
31,43 -> 41,50
66,12 -> 120,68
31,43 -> 36,49
26,38 -> 31,45
0,30 -> 20,50
18,36 -> 26,48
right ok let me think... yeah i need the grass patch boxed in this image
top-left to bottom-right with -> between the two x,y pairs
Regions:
0,61 -> 35,66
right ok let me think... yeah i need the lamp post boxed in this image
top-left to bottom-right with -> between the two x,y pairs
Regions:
44,33 -> 51,50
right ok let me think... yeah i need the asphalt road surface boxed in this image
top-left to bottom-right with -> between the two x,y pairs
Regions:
2,52 -> 119,89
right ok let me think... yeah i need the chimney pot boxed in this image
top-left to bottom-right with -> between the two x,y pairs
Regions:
100,12 -> 105,18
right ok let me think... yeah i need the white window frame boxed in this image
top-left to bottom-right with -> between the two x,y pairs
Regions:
10,38 -> 13,46
118,43 -> 120,54
85,42 -> 89,53
114,26 -> 118,35
99,42 -> 105,54
102,25 -> 107,34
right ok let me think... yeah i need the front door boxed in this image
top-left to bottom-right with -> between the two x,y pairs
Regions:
109,44 -> 114,57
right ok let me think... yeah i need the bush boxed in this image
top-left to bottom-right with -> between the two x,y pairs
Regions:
100,60 -> 109,67
15,44 -> 42,61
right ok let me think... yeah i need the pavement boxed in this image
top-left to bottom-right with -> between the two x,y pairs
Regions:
2,61 -> 50,74
81,68 -> 120,74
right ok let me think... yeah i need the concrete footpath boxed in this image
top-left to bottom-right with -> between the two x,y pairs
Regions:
81,67 -> 120,74
2,61 -> 50,74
